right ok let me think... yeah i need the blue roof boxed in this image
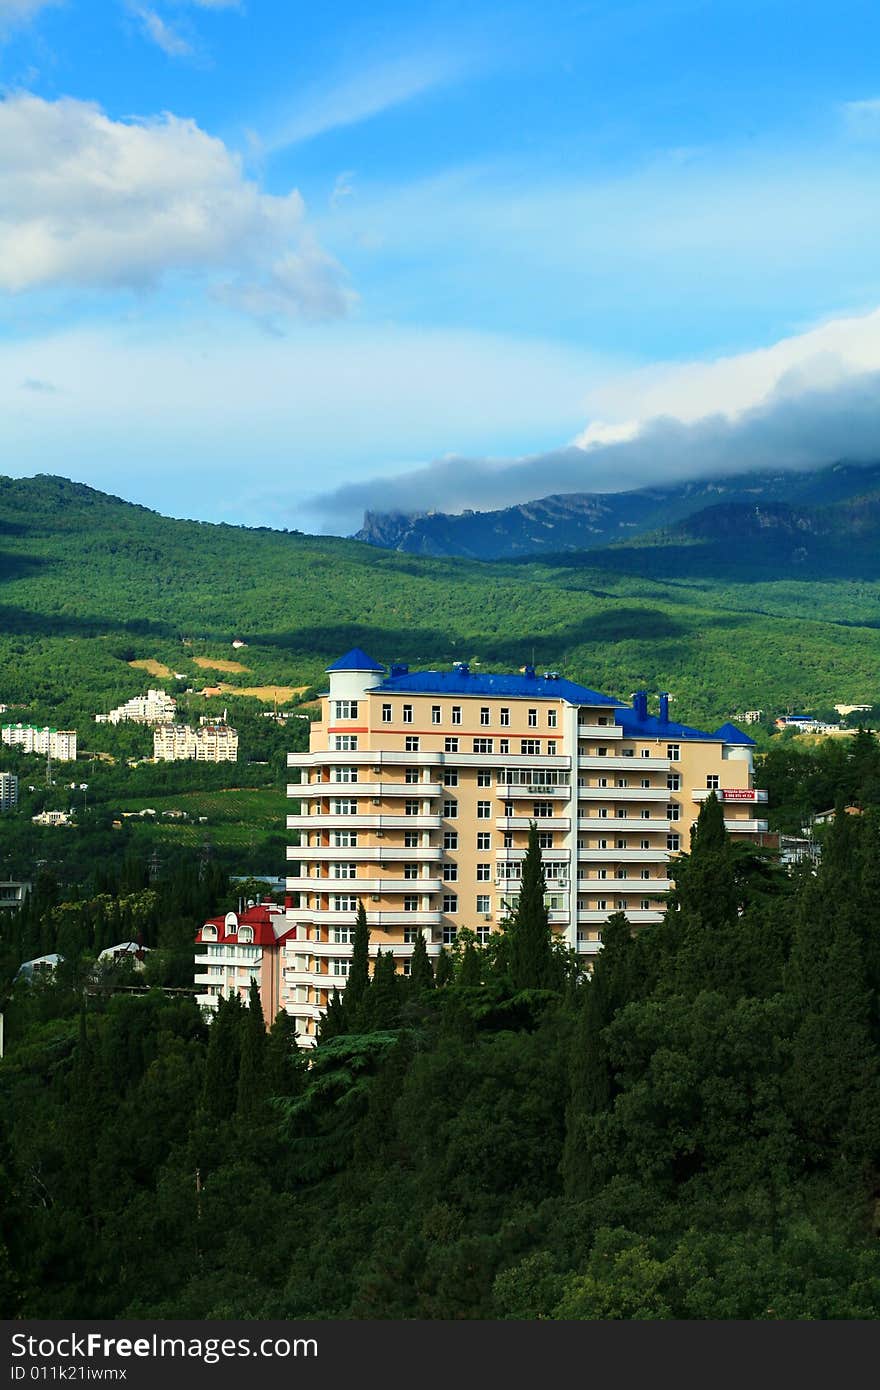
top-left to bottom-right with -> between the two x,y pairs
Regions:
616,708 -> 718,741
713,721 -> 757,746
377,669 -> 625,705
325,648 -> 386,673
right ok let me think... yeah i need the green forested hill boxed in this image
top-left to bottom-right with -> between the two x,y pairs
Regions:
1,473 -> 879,729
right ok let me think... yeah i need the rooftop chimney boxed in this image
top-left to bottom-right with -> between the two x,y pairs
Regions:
633,690 -> 648,721
659,692 -> 670,724
524,664 -> 536,679
389,662 -> 409,678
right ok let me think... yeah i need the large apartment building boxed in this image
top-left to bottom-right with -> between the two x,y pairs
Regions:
282,649 -> 767,1044
0,772 -> 18,811
154,722 -> 238,762
1,725 -> 77,761
96,689 -> 177,725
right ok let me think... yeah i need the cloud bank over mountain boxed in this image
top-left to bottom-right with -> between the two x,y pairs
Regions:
304,308 -> 880,531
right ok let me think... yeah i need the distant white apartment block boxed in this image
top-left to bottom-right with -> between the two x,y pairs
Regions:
153,723 -> 239,762
2,725 -> 77,760
0,772 -> 18,810
96,689 -> 177,725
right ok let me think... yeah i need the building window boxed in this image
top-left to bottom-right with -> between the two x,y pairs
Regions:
331,798 -> 358,815
442,862 -> 458,881
442,769 -> 459,786
452,706 -> 462,725
405,799 -> 420,816
520,739 -> 541,756
331,895 -> 358,911
706,774 -> 720,790
403,894 -> 419,912
499,738 -> 510,754
403,926 -> 422,944
431,705 -> 441,725
405,767 -> 420,783
547,740 -> 557,755
597,747 -> 608,757
333,700 -> 358,720
403,863 -> 420,879
473,738 -> 494,753
598,808 -> 608,819
533,802 -> 553,818
442,893 -> 458,913
480,707 -> 490,726
640,869 -> 650,880
333,735 -> 359,750
616,778 -> 629,788
331,765 -> 359,783
616,838 -> 627,848
332,830 -> 358,846
640,838 -> 650,849
597,838 -> 608,849
443,799 -> 458,818
597,899 -> 607,911
500,707 -> 510,727
667,833 -> 681,851
547,709 -> 557,728
442,925 -> 457,945
616,899 -> 627,911
668,804 -> 681,821
331,958 -> 351,977
641,749 -> 651,759
404,830 -> 419,848
403,704 -> 413,724
476,863 -> 491,881
382,703 -> 392,723
476,801 -> 492,819
667,744 -> 680,761
477,769 -> 491,786
476,894 -> 491,913
331,927 -> 355,943
331,862 -> 357,879
445,737 -> 459,753
405,735 -> 420,752
528,708 -> 537,727
597,869 -> 607,880
537,831 -> 553,849
640,778 -> 651,788
616,808 -> 627,819
667,772 -> 681,791
444,830 -> 459,849
503,831 -> 514,848
477,831 -> 491,850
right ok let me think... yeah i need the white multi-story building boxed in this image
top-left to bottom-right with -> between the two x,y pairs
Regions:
1,725 -> 77,760
0,772 -> 18,810
96,689 -> 178,725
282,648 -> 768,1044
154,723 -> 238,762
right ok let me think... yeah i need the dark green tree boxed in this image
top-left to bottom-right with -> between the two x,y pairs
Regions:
505,821 -> 554,991
409,931 -> 434,993
236,980 -> 267,1121
343,900 -> 370,1021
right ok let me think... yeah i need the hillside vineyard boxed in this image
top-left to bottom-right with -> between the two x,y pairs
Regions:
271,649 -> 768,1043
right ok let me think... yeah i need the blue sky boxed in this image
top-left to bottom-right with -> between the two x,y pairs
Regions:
3,0 -> 880,531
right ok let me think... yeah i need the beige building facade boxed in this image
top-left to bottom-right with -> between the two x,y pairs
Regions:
282,650 -> 768,1044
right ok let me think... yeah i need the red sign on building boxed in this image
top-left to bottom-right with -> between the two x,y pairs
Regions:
722,788 -> 758,801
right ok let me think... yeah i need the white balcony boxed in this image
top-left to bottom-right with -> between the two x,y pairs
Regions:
576,940 -> 603,956
578,878 -> 671,891
494,847 -> 571,861
577,723 -> 623,738
285,938 -> 442,958
284,908 -> 443,928
578,817 -> 670,832
578,786 -> 669,801
291,782 -> 443,799
692,787 -> 768,803
289,749 -> 571,770
495,816 -> 570,831
195,991 -> 220,1010
286,813 -> 444,831
578,909 -> 663,924
284,876 -> 443,894
578,848 -> 669,862
579,755 -> 670,770
724,818 -> 770,833
496,782 -> 572,798
287,845 -> 444,862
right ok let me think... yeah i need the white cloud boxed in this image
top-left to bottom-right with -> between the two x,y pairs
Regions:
841,96 -> 880,138
131,5 -> 192,57
0,0 -> 57,30
306,306 -> 880,526
0,93 -> 350,318
266,50 -> 472,151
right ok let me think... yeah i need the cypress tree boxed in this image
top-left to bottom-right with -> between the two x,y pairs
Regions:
265,1010 -> 306,1096
457,941 -> 483,986
236,979 -> 267,1120
409,931 -> 434,993
361,949 -> 400,1031
343,900 -> 370,1021
434,946 -> 454,987
506,821 -> 554,990
318,987 -> 346,1042
200,991 -> 244,1122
